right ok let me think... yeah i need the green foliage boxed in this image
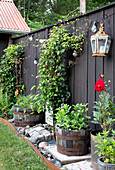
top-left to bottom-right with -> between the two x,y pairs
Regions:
0,123 -> 49,170
55,103 -> 90,130
17,94 -> 33,109
17,94 -> 45,113
0,87 -> 14,114
27,20 -> 45,31
37,25 -> 85,113
0,44 -> 24,103
86,0 -> 114,12
13,0 -> 114,30
92,88 -> 115,132
95,130 -> 115,164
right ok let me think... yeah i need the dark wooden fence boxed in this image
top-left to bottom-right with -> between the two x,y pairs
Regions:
0,34 -> 10,60
13,2 -> 115,129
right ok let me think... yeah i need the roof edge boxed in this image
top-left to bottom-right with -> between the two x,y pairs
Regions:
0,28 -> 30,34
0,0 -> 13,2
13,2 -> 115,40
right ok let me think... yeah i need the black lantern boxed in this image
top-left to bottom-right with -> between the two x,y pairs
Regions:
90,24 -> 111,57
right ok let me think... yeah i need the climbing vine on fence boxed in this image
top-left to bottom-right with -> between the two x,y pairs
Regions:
0,44 -> 24,103
36,24 -> 85,113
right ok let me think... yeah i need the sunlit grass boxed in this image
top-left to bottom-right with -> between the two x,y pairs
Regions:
0,123 -> 49,170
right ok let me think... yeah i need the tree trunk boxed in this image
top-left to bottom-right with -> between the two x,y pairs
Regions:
27,0 -> 31,21
24,0 -> 25,20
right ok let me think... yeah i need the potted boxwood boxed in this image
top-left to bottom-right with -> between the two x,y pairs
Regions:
12,94 -> 45,127
95,130 -> 115,170
91,74 -> 115,169
55,103 -> 91,156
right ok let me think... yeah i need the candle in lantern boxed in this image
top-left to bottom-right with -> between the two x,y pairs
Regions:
100,46 -> 104,53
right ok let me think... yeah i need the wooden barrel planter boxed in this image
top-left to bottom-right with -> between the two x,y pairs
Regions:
55,124 -> 90,156
12,105 -> 45,127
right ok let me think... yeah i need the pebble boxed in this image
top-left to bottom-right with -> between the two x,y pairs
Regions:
51,159 -> 61,168
8,119 -> 14,123
19,128 -> 25,134
39,142 -> 47,148
43,154 -> 49,158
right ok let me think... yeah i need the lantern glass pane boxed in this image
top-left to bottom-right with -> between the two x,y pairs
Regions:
98,38 -> 106,54
105,39 -> 111,54
91,39 -> 96,53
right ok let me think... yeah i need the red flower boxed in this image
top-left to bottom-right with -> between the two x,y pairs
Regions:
99,74 -> 103,79
94,78 -> 105,92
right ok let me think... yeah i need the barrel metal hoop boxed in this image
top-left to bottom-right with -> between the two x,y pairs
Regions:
56,132 -> 89,141
14,119 -> 40,125
13,111 -> 38,116
56,144 -> 87,152
15,124 -> 27,127
57,145 -> 86,156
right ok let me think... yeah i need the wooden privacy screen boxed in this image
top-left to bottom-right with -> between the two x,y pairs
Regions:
13,2 -> 115,130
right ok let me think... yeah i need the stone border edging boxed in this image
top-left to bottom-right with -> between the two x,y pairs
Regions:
0,118 -> 60,170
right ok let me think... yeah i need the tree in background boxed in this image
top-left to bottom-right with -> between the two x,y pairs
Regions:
13,0 -> 114,31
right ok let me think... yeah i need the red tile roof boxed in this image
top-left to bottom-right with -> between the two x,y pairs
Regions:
0,0 -> 30,34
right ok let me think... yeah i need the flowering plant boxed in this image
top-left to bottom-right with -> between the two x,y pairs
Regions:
95,130 -> 115,164
55,103 -> 90,130
92,74 -> 115,132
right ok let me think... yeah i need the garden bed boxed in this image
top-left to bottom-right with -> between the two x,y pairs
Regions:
0,118 -> 95,170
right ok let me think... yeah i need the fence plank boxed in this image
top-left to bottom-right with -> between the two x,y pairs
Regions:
67,21 -> 76,104
0,34 -> 9,61
36,30 -> 46,93
113,6 -> 115,98
87,10 -> 103,129
104,7 -> 114,96
74,17 -> 88,104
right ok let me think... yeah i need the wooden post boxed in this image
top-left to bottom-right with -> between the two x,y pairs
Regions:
80,0 -> 86,14
8,35 -> 12,47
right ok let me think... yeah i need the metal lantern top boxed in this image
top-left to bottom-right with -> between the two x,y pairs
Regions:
90,24 -> 111,57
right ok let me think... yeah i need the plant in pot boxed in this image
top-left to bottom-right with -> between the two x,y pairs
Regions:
95,130 -> 115,170
55,103 -> 91,156
91,74 -> 115,169
12,94 -> 45,127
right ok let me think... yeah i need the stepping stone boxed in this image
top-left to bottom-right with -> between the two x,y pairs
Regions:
61,160 -> 94,170
44,144 -> 91,164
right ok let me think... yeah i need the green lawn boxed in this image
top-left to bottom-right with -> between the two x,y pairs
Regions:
0,123 -> 49,170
